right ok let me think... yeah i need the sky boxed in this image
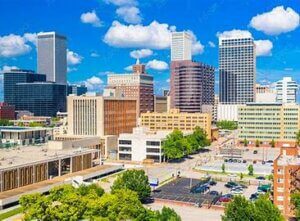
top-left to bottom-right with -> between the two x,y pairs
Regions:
0,0 -> 300,97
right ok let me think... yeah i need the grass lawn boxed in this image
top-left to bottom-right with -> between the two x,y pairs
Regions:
0,207 -> 22,220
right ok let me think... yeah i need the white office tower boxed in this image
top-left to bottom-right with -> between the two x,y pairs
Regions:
276,77 -> 298,103
37,32 -> 67,84
171,32 -> 192,61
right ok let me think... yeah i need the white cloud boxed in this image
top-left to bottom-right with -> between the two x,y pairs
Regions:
67,50 -> 83,65
166,78 -> 170,83
250,6 -> 300,35
85,76 -> 104,91
104,21 -> 174,49
116,6 -> 142,24
80,10 -> 102,27
23,33 -> 38,45
254,40 -> 273,56
217,29 -> 252,39
124,65 -> 133,71
187,30 -> 204,55
146,59 -> 169,71
90,52 -> 99,57
0,65 -> 19,74
130,49 -> 153,59
0,34 -> 32,57
104,0 -> 137,6
208,41 -> 216,48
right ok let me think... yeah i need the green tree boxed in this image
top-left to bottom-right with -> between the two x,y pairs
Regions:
111,169 -> 151,202
296,130 -> 300,146
291,192 -> 300,220
162,129 -> 185,160
222,195 -> 284,221
216,120 -> 238,130
0,119 -> 13,126
270,139 -> 275,148
243,138 -> 249,147
156,206 -> 181,221
240,173 -> 244,180
255,139 -> 260,147
248,164 -> 254,176
29,122 -> 44,127
221,163 -> 225,173
192,126 -> 211,148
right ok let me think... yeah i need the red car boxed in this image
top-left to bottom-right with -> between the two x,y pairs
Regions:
218,197 -> 231,203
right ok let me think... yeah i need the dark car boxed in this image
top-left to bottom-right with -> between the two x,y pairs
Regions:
225,182 -> 238,188
250,193 -> 259,201
224,159 -> 228,163
253,150 -> 258,154
256,176 -> 266,180
209,180 -> 217,186
228,159 -> 233,163
242,160 -> 247,163
209,191 -> 219,196
262,161 -> 266,165
267,160 -> 273,164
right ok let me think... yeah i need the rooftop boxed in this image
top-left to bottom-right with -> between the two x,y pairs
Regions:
0,126 -> 50,132
277,155 -> 300,166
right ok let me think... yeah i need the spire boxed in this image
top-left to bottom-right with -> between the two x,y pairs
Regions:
136,58 -> 140,65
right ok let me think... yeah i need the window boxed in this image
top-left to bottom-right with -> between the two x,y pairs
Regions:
146,141 -> 160,146
119,140 -> 131,145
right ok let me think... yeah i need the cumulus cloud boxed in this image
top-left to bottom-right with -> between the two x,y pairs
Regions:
254,40 -> 273,56
0,65 -> 19,74
124,65 -> 133,71
250,6 -> 300,35
146,59 -> 169,71
104,21 -> 173,49
80,10 -> 102,27
23,33 -> 38,45
187,30 -> 204,55
0,34 -> 32,57
67,50 -> 83,65
90,52 -> 99,57
217,29 -> 252,39
130,49 -> 153,59
85,76 -> 103,91
116,6 -> 142,24
208,41 -> 216,48
104,0 -> 137,6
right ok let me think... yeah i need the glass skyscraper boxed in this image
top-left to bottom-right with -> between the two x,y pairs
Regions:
219,37 -> 256,104
37,32 -> 67,84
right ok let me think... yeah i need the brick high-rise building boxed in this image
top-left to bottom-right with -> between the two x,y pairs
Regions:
170,60 -> 215,113
107,60 -> 154,115
274,146 -> 300,218
67,95 -> 137,136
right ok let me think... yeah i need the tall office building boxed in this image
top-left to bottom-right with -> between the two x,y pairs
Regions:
67,84 -> 87,96
275,77 -> 298,104
67,95 -> 137,136
4,69 -> 66,117
37,32 -> 67,84
107,60 -> 154,115
170,60 -> 215,113
219,36 -> 256,104
171,32 -> 192,61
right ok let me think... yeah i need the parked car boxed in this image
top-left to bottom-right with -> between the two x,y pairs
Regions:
258,184 -> 271,192
218,196 -> 231,203
256,176 -> 266,180
253,150 -> 258,154
242,160 -> 247,163
209,191 -> 219,196
231,188 -> 243,195
224,159 -> 228,163
209,180 -> 217,186
233,159 -> 238,163
267,160 -> 273,164
250,193 -> 259,201
253,160 -> 257,164
228,159 -> 233,163
225,181 -> 238,188
237,160 -> 242,163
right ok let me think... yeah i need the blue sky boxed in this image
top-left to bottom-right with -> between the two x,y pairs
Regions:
0,0 -> 299,96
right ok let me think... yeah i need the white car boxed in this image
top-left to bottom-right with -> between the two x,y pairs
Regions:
231,187 -> 243,195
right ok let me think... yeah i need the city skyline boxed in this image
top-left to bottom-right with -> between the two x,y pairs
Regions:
0,0 -> 300,97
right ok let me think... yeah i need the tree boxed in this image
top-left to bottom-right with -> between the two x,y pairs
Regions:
162,129 -> 185,160
255,139 -> 260,147
222,195 -> 284,221
156,206 -> 181,221
291,192 -> 300,220
0,119 -> 13,126
111,169 -> 151,202
240,173 -> 244,180
296,130 -> 300,146
216,120 -> 238,130
243,138 -> 249,147
29,122 -> 44,127
270,139 -> 275,148
222,163 -> 225,173
248,164 -> 254,176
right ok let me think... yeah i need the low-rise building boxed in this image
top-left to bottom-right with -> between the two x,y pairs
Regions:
273,146 -> 300,218
10,115 -> 51,127
154,95 -> 168,113
118,127 -> 167,163
217,104 -> 238,121
238,103 -> 300,147
0,126 -> 53,147
141,109 -> 212,140
0,103 -> 15,120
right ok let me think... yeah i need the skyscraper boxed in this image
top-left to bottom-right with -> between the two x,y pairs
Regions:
171,32 -> 192,61
107,60 -> 154,115
219,37 -> 256,104
275,77 -> 298,104
170,60 -> 215,113
37,32 -> 67,84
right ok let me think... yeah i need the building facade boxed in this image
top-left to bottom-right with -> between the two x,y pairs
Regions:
255,84 -> 276,103
67,84 -> 87,96
67,95 -> 137,137
276,77 -> 298,104
171,31 -> 192,61
154,96 -> 168,113
273,146 -> 300,218
118,127 -> 167,163
0,103 -> 15,120
219,37 -> 256,104
238,103 -> 300,146
141,109 -> 212,140
170,60 -> 215,113
107,61 -> 154,115
37,32 -> 67,84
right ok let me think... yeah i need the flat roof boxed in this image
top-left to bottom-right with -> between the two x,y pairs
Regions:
0,145 -> 98,171
0,126 -> 50,132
